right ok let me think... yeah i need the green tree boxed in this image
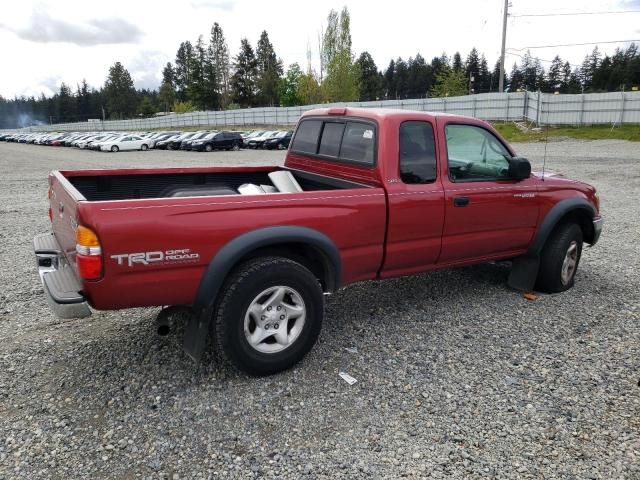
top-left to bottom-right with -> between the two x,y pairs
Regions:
407,54 -> 432,98
321,7 -> 359,102
104,62 -> 137,119
138,97 -> 155,116
256,30 -> 283,106
547,55 -> 563,92
430,69 -> 467,97
297,72 -> 323,105
207,22 -> 230,109
175,41 -> 194,101
279,63 -> 303,106
188,35 -> 208,109
230,38 -> 258,107
356,51 -> 382,101
159,63 -> 177,112
173,100 -> 196,113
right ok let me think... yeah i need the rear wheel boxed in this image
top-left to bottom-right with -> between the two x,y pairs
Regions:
141,144 -> 148,151
232,142 -> 240,151
536,222 -> 583,293
111,145 -> 119,153
213,257 -> 323,375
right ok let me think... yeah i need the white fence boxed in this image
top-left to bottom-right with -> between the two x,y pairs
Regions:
13,91 -> 640,133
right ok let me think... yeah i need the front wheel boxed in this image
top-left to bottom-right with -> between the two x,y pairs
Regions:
232,142 -> 240,151
111,145 -> 119,152
536,222 -> 583,293
213,257 -> 323,375
141,144 -> 148,151
205,143 -> 213,152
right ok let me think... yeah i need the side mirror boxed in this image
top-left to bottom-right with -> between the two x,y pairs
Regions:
508,156 -> 531,180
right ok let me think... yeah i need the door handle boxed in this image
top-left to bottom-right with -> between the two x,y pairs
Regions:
453,196 -> 470,207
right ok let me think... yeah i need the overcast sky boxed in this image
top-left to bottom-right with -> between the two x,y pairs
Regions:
1,0 -> 639,98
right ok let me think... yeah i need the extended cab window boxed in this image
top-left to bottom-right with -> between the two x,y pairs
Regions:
446,125 -> 511,182
399,121 -> 437,184
318,122 -> 345,157
291,119 -> 376,166
291,120 -> 322,154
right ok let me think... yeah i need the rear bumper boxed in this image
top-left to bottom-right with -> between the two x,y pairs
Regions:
34,233 -> 91,319
591,216 -> 604,246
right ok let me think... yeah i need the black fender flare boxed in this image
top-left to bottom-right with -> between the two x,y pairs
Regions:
183,226 -> 341,362
508,198 -> 595,291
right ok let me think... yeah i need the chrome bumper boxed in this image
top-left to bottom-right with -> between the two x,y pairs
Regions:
34,233 -> 91,319
591,216 -> 604,246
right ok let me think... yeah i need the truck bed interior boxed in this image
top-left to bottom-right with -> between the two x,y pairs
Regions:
66,168 -> 369,201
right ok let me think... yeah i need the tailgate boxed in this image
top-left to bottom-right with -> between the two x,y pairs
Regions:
49,171 -> 85,267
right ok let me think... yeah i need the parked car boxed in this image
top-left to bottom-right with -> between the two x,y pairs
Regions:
180,132 -> 212,150
191,131 -> 244,151
263,131 -> 293,150
34,107 -> 603,376
99,135 -> 151,152
246,131 -> 278,149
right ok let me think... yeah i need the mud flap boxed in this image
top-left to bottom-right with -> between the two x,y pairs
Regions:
507,256 -> 539,291
182,307 -> 211,363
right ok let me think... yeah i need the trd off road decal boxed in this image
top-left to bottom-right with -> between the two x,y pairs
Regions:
111,249 -> 200,267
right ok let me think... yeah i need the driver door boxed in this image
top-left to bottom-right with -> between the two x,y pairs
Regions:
438,120 -> 539,264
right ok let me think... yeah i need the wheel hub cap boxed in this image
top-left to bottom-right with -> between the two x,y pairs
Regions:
561,241 -> 578,285
244,286 -> 306,354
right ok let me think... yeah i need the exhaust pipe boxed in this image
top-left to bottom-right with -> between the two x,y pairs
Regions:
155,309 -> 172,336
155,306 -> 193,336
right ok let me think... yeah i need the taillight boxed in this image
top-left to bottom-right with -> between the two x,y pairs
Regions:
48,186 -> 53,222
75,225 -> 103,280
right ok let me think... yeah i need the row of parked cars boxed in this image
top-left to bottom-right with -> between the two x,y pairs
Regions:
0,129 -> 294,153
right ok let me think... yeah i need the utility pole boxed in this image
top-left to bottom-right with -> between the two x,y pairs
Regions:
498,0 -> 509,92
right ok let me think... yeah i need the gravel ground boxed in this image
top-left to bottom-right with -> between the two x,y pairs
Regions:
0,140 -> 638,479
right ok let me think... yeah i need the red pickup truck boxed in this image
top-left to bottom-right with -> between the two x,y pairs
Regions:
34,108 -> 603,375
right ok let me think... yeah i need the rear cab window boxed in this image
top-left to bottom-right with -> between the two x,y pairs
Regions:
291,117 -> 376,166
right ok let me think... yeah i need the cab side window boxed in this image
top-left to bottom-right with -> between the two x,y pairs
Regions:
399,121 -> 437,184
445,125 -> 511,181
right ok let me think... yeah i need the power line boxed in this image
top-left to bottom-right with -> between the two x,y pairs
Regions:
505,50 -> 582,68
511,10 -> 640,17
511,40 -> 640,50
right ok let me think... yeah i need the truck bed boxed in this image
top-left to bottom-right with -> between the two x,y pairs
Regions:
64,167 -> 365,201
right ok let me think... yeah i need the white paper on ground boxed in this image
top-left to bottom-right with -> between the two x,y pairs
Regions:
338,372 -> 357,385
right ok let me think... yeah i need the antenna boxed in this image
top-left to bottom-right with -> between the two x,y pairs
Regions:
541,94 -> 549,180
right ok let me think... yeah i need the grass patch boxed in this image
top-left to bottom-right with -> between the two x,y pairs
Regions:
493,122 -> 640,142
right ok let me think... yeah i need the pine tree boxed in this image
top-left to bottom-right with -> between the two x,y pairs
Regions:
394,58 -> 409,98
230,38 -> 258,107
464,48 -> 480,93
357,51 -> 382,101
175,41 -> 194,101
452,52 -> 463,72
547,56 -> 563,92
383,60 -> 395,99
159,63 -> 177,112
104,62 -> 136,119
207,22 -> 230,108
188,35 -> 208,109
255,31 -> 283,106
407,53 -> 431,98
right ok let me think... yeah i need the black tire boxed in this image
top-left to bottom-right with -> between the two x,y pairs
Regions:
535,222 -> 583,293
205,143 -> 213,152
141,144 -> 148,151
167,144 -> 174,150
213,257 -> 323,375
110,145 -> 119,153
232,142 -> 240,151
